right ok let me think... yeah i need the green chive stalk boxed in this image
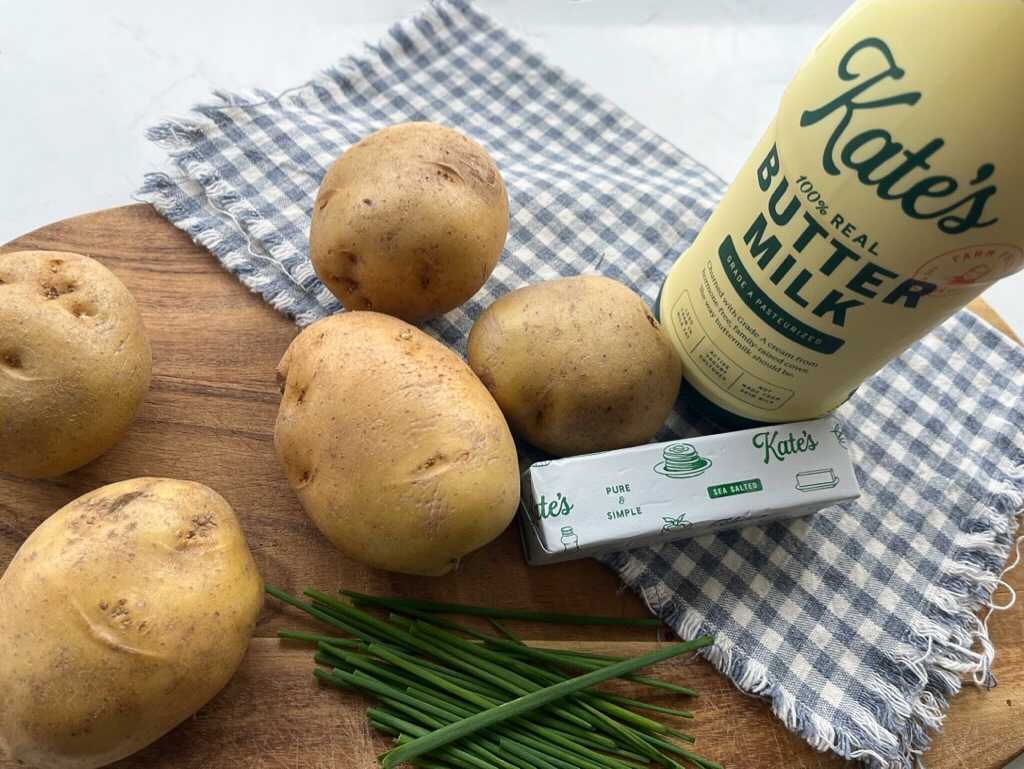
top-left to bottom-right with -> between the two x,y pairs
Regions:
266,584 -> 717,769
341,590 -> 664,627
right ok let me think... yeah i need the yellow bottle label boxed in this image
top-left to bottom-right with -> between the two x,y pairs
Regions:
659,1 -> 1024,424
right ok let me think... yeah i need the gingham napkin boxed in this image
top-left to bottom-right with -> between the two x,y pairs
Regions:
139,2 -> 1024,767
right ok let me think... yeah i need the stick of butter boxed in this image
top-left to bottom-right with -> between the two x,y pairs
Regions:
519,416 -> 859,565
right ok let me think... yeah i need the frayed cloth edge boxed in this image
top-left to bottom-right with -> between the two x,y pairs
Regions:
606,550 -> 918,769
603,430 -> 1024,769
139,0 -> 726,328
136,2 -> 483,328
135,173 -> 330,328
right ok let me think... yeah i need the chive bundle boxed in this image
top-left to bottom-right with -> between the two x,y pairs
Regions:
266,585 -> 719,769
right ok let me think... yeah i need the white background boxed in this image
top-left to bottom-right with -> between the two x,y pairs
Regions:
2,0 -> 1022,344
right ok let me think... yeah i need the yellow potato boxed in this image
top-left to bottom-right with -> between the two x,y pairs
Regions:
467,275 -> 682,456
274,311 -> 520,576
0,478 -> 263,769
309,121 -> 509,323
0,250 -> 151,478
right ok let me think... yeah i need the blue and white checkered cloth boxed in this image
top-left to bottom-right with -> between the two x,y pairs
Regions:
140,2 -> 1024,767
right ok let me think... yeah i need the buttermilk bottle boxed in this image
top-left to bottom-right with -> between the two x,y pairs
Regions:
658,1 -> 1024,426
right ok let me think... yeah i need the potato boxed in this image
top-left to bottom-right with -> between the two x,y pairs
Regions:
274,311 -> 519,576
0,478 -> 263,769
309,121 -> 509,324
467,275 -> 682,457
0,250 -> 151,478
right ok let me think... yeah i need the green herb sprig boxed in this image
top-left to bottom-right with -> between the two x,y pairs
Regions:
266,585 -> 719,769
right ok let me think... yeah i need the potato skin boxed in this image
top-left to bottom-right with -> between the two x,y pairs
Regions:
0,250 -> 151,478
309,122 -> 509,324
0,478 -> 263,769
274,311 -> 520,576
467,276 -> 683,457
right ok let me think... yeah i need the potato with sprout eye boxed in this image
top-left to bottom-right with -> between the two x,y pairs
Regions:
0,477 -> 264,769
0,250 -> 151,478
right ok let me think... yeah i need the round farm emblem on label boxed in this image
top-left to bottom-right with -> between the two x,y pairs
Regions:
654,443 -> 712,479
915,243 -> 1024,297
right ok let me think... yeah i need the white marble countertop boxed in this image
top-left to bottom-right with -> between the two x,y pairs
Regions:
2,0 -> 1022,341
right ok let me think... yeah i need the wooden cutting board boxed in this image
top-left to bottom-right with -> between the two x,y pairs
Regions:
1,204 -> 1022,769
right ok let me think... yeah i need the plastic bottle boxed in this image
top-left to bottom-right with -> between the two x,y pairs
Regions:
658,0 -> 1024,426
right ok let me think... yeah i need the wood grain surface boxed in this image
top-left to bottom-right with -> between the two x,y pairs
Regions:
1,204 -> 1021,769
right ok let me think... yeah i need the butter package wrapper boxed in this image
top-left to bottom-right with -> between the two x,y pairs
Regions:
519,416 -> 859,565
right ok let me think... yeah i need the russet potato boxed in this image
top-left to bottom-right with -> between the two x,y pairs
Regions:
309,121 -> 509,324
0,250 -> 151,478
467,275 -> 682,457
274,311 -> 520,576
0,477 -> 263,769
